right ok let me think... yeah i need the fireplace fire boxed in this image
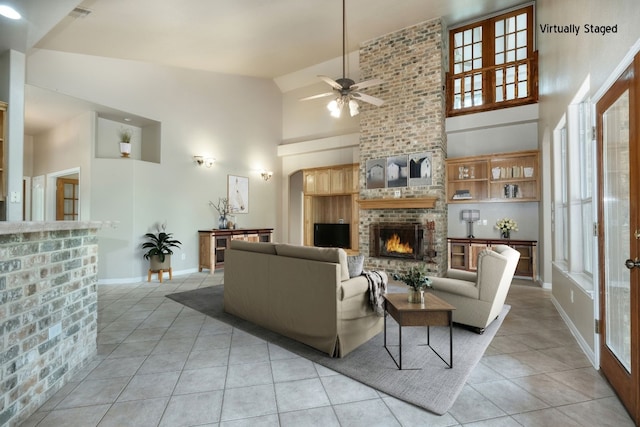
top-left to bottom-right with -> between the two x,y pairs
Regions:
385,233 -> 413,254
370,223 -> 424,260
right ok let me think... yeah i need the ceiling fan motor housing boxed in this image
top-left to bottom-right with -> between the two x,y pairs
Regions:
336,77 -> 355,90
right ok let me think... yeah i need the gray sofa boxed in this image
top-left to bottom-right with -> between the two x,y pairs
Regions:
223,240 -> 384,357
430,244 -> 520,332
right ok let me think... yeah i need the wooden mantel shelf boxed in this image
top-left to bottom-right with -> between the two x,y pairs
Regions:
357,197 -> 438,210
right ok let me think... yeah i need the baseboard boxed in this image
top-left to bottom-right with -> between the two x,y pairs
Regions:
97,267 -> 201,285
551,294 -> 597,369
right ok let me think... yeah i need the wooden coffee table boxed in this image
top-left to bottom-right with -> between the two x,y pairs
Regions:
383,292 -> 456,370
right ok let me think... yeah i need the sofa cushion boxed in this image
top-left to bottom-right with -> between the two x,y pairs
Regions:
275,244 -> 350,281
347,254 -> 365,278
230,239 -> 277,254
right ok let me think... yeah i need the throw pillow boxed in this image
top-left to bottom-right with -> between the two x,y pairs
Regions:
347,254 -> 365,278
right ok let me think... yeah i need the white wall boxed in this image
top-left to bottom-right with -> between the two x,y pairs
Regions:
537,0 -> 640,358
26,49 -> 282,282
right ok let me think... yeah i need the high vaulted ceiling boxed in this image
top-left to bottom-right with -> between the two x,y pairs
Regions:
32,0 -> 527,79
2,0 -> 528,134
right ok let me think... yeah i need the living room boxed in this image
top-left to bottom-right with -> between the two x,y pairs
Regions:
1,0 -> 639,425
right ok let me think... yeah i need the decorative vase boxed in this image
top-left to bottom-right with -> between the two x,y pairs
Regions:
501,230 -> 510,239
408,288 -> 425,304
218,215 -> 228,229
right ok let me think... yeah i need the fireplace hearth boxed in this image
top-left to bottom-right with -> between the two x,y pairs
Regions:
370,223 -> 424,260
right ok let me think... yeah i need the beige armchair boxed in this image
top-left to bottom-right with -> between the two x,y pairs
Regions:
429,244 -> 520,333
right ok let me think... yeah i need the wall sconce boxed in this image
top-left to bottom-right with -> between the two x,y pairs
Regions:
194,156 -> 215,168
461,209 -> 480,238
261,171 -> 273,181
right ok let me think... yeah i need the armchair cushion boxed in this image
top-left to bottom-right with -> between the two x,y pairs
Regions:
430,277 -> 480,299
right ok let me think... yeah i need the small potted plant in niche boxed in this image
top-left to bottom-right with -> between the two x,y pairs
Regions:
118,126 -> 132,158
142,222 -> 182,273
392,264 -> 432,303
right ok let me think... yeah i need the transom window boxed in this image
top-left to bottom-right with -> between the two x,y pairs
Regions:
447,5 -> 538,116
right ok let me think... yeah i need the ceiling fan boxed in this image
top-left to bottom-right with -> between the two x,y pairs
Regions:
300,0 -> 384,117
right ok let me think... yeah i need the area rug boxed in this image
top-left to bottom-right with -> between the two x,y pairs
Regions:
166,285 -> 509,415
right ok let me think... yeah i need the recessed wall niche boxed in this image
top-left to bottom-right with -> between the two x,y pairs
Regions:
96,115 -> 161,163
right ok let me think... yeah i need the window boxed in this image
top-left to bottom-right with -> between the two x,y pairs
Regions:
555,125 -> 569,263
551,78 -> 597,293
578,101 -> 594,275
447,5 -> 537,116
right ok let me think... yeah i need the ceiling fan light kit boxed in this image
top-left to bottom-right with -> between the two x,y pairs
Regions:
301,0 -> 384,118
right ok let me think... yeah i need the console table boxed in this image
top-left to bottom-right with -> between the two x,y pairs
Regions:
448,237 -> 537,279
198,228 -> 273,273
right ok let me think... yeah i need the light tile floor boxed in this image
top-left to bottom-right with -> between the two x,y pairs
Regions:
21,272 -> 635,426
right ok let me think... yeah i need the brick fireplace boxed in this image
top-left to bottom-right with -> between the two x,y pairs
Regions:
358,18 -> 447,276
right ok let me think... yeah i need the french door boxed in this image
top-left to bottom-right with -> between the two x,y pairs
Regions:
597,54 -> 639,424
55,177 -> 79,220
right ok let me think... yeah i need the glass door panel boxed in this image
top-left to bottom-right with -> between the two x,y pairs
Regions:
602,89 -> 631,371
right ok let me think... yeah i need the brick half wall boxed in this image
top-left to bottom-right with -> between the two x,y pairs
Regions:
0,222 -> 101,427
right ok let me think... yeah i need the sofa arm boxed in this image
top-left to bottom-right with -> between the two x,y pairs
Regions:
340,276 -> 369,300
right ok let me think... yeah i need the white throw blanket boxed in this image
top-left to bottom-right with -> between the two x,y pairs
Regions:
363,270 -> 387,317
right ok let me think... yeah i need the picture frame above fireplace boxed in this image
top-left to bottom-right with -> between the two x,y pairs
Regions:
366,158 -> 386,189
386,155 -> 408,188
409,151 -> 432,186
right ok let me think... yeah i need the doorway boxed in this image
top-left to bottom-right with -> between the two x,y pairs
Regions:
56,177 -> 79,220
596,54 -> 639,424
45,167 -> 80,221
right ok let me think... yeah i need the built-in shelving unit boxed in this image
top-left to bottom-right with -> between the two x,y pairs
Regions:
446,150 -> 540,203
303,164 -> 359,250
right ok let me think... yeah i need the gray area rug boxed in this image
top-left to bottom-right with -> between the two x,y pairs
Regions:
166,285 -> 509,415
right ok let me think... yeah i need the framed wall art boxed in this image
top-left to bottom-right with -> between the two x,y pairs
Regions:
228,175 -> 249,213
409,151 -> 432,186
386,155 -> 408,188
366,158 -> 386,189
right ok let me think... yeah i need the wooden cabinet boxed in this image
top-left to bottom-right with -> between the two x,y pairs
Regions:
198,228 -> 272,273
0,102 -> 6,205
446,150 -> 540,203
448,238 -> 537,279
303,164 -> 359,250
304,164 -> 358,195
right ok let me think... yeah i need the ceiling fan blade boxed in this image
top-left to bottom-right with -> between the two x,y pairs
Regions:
350,78 -> 384,91
352,92 -> 385,106
318,75 -> 344,90
300,92 -> 335,101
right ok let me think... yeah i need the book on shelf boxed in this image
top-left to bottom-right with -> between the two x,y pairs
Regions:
452,189 -> 472,200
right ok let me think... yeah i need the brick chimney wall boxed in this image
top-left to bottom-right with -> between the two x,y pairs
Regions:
358,18 -> 448,276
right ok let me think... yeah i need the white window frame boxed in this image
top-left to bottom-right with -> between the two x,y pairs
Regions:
552,118 -> 568,265
552,77 -> 597,293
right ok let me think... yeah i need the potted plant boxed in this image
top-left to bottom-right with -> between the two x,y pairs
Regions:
393,264 -> 432,303
118,126 -> 133,158
142,223 -> 182,272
